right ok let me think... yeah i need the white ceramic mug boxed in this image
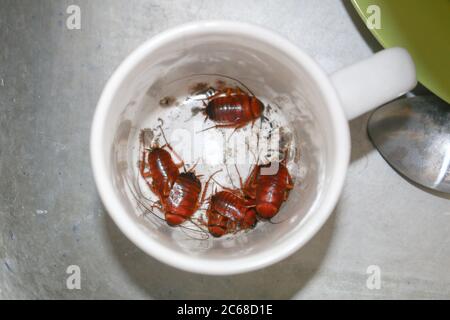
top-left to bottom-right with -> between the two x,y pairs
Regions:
91,21 -> 416,275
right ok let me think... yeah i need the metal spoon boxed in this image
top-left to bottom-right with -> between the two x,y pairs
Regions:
368,96 -> 450,193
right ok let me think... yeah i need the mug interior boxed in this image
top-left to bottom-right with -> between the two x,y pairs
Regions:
92,22 -> 349,273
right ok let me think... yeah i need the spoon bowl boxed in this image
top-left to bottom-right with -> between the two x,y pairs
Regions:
368,96 -> 450,193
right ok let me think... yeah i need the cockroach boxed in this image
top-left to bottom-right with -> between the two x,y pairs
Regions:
204,168 -> 258,237
139,126 -> 184,200
200,87 -> 266,131
243,155 -> 294,219
206,209 -> 237,238
160,168 -> 221,226
206,190 -> 257,237
163,171 -> 202,226
125,174 -> 209,239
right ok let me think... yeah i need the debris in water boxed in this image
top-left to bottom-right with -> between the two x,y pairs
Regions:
159,96 -> 177,107
189,82 -> 209,94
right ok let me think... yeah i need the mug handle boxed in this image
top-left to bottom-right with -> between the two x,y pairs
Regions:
330,47 -> 417,120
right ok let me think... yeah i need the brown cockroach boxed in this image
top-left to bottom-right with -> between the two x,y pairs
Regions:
203,168 -> 258,237
158,168 -> 221,226
206,209 -> 237,238
126,176 -> 208,237
206,190 -> 257,237
200,86 -> 265,131
139,126 -> 184,200
243,155 -> 294,219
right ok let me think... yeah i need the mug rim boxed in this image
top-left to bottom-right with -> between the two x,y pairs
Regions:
90,20 -> 350,275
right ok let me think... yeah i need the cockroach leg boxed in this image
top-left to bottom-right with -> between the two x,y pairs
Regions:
234,164 -> 244,190
225,165 -> 237,189
158,125 -> 187,171
200,169 -> 222,205
188,158 -> 201,173
197,123 -> 239,133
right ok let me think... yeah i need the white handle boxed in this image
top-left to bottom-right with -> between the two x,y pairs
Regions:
331,47 -> 417,120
